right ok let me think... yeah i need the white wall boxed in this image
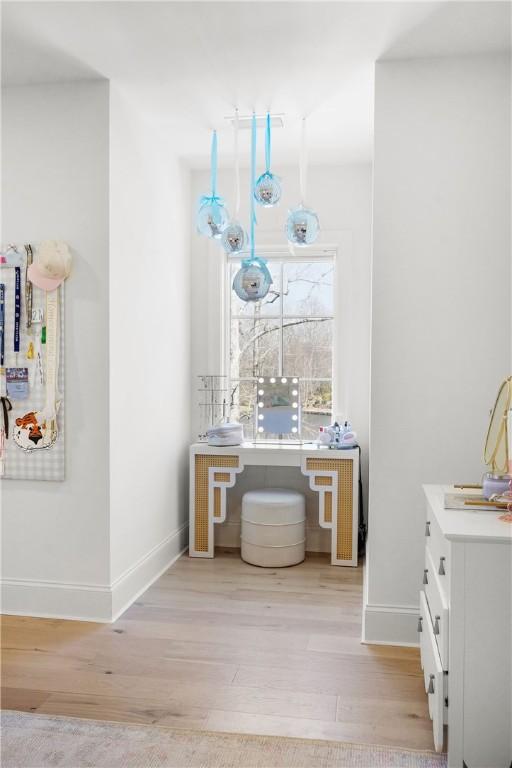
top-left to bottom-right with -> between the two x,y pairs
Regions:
1,81 -> 192,621
108,86 -> 191,617
190,163 -> 372,549
1,82 -> 111,619
365,54 -> 511,644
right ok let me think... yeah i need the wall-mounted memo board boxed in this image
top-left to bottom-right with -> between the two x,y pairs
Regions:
1,244 -> 65,481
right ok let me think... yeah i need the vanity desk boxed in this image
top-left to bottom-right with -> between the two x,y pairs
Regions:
420,485 -> 512,767
189,442 -> 359,566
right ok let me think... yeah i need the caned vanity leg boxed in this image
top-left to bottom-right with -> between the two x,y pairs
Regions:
189,453 -> 242,558
301,456 -> 358,566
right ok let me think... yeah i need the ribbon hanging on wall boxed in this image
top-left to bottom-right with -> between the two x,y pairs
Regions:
196,130 -> 229,239
286,117 -> 320,246
232,114 -> 272,302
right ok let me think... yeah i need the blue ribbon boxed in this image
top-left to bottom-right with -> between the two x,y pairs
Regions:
198,129 -> 224,211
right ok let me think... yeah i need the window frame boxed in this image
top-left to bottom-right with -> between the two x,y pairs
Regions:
223,245 -> 338,440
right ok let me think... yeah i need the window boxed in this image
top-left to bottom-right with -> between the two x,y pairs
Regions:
227,252 -> 335,440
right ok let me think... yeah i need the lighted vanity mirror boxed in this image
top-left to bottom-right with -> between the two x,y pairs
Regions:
255,377 -> 300,440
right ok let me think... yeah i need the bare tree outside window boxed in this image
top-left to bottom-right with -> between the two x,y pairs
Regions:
229,258 -> 334,439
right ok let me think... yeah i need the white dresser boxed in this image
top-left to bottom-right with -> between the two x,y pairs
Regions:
420,485 -> 512,767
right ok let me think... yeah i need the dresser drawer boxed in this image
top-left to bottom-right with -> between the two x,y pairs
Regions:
423,548 -> 449,670
425,510 -> 450,601
419,590 -> 446,753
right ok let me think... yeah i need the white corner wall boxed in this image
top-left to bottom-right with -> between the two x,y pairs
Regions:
1,82 -> 112,620
108,86 -> 191,619
364,54 -> 511,645
1,81 -> 192,622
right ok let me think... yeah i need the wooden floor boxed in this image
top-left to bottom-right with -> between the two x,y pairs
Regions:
1,551 -> 434,751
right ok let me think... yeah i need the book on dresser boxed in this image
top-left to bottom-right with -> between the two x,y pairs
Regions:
420,485 -> 512,768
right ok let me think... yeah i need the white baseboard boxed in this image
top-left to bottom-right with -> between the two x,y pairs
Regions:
110,523 -> 188,621
362,600 -> 420,646
0,579 -> 113,622
1,524 -> 189,623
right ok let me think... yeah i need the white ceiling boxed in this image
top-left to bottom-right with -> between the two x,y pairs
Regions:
2,1 -> 510,167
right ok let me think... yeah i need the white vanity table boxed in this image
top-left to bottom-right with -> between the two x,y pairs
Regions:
420,485 -> 512,767
189,442 -> 359,566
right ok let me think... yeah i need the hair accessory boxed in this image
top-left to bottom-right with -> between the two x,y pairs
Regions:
196,130 -> 229,239
233,114 -> 272,302
27,241 -> 72,291
221,109 -> 247,254
25,244 -> 33,330
254,113 -> 281,207
0,245 -> 24,268
286,118 -> 320,246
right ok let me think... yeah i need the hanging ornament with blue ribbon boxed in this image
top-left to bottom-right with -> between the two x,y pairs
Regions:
196,130 -> 229,239
286,117 -> 320,246
233,114 -> 272,302
221,109 -> 247,253
254,113 -> 282,207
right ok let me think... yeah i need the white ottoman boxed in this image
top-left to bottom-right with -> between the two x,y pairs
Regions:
241,488 -> 306,567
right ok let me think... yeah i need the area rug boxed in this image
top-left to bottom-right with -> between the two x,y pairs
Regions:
1,710 -> 447,768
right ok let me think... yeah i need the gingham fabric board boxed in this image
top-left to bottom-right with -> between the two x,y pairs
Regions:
1,245 -> 65,481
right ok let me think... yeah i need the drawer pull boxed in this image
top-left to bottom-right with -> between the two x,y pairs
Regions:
423,569 -> 429,585
438,557 -> 446,576
425,521 -> 431,536
434,616 -> 440,635
427,674 -> 435,694
417,616 -> 423,632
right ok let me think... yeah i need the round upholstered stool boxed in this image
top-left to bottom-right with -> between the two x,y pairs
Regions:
241,488 -> 306,567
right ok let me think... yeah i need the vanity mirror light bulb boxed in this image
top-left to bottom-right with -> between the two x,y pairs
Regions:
291,427 -> 298,433
258,426 -> 264,433
292,402 -> 298,408
281,377 -> 287,383
292,378 -> 298,384
258,414 -> 264,420
258,389 -> 264,396
292,390 -> 298,396
258,402 -> 264,408
258,377 -> 264,383
270,377 -> 276,383
292,415 -> 298,421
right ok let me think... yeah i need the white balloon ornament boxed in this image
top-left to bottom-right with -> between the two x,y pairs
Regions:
232,257 -> 272,302
196,199 -> 229,239
286,206 -> 320,246
286,117 -> 320,246
221,221 -> 247,253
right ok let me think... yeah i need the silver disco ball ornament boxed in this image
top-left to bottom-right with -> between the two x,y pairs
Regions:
286,206 -> 320,246
232,258 -> 272,302
221,221 -> 247,253
254,172 -> 282,207
196,198 -> 229,239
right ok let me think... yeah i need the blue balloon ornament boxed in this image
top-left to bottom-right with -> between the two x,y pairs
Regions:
286,205 -> 320,246
232,256 -> 272,302
254,113 -> 281,207
196,130 -> 229,239
221,221 -> 247,253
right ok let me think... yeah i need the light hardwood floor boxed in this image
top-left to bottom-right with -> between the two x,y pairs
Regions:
1,550 -> 435,751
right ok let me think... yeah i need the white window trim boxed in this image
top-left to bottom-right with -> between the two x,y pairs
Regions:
222,244 -> 340,433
